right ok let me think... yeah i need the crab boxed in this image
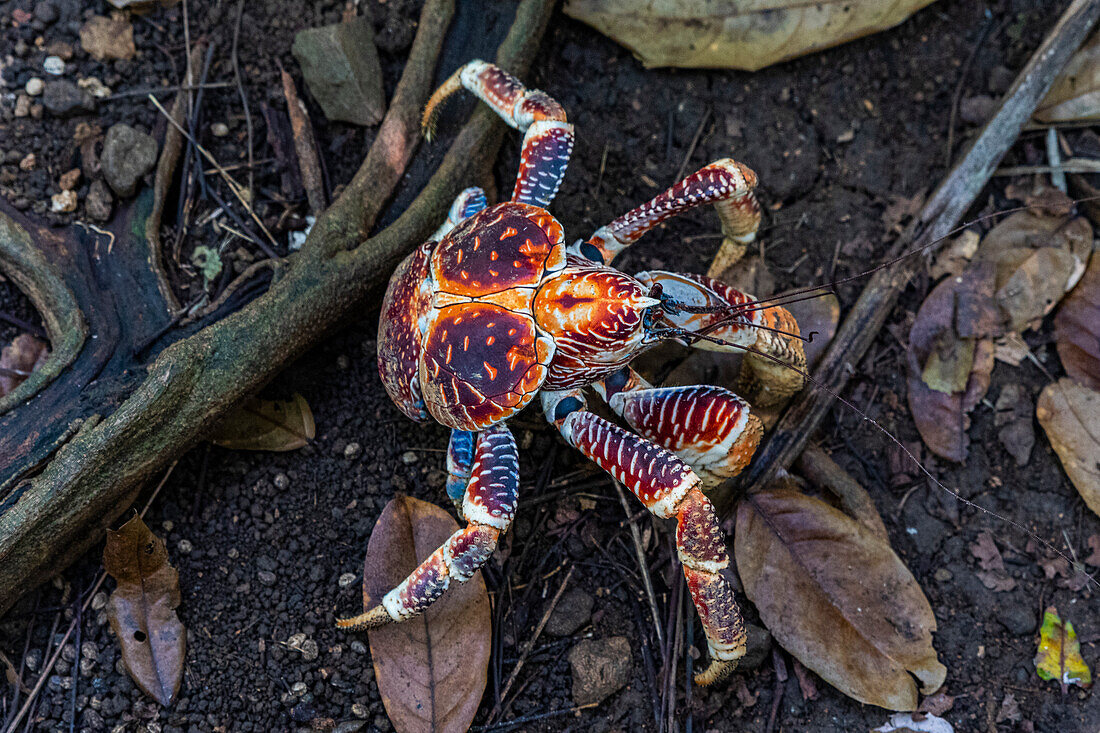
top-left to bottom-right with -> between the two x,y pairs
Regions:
337,60 -> 807,685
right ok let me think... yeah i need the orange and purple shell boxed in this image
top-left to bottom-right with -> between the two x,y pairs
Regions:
419,202 -> 566,431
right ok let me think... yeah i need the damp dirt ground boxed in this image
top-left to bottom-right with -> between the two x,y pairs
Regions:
1,0 -> 1098,731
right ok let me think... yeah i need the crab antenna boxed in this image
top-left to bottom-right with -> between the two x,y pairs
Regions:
656,321 -> 1099,592
421,65 -> 466,142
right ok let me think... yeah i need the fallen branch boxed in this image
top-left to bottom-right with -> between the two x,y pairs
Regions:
735,0 -> 1100,504
0,0 -> 556,617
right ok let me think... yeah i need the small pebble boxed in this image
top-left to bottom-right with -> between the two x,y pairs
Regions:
349,640 -> 367,655
258,570 -> 277,586
19,153 -> 36,171
162,520 -> 174,532
25,77 -> 44,96
351,703 -> 369,719
81,641 -> 97,661
59,167 -> 80,191
300,639 -> 319,662
401,451 -> 418,465
934,568 -> 953,582
13,95 -> 32,118
43,56 -> 65,75
51,190 -> 77,213
291,681 -> 308,696
177,539 -> 193,555
338,572 -> 357,589
211,122 -> 229,137
344,442 -> 361,460
274,472 -> 290,490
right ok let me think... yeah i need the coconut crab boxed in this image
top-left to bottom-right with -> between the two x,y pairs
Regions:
337,60 -> 807,685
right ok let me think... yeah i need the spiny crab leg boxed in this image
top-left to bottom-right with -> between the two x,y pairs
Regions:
574,159 -> 762,266
542,389 -> 747,684
431,187 -> 488,241
423,60 -> 574,209
337,425 -> 518,629
593,367 -> 764,489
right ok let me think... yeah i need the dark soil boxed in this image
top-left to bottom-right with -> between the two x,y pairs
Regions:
2,0 -> 1098,731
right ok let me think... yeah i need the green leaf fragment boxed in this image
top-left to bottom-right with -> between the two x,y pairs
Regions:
1035,606 -> 1092,689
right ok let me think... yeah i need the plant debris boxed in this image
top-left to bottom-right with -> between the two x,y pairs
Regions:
209,393 -> 316,451
1035,606 -> 1092,691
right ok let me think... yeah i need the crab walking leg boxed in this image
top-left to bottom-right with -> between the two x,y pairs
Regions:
337,424 -> 518,630
573,159 -> 761,266
542,390 -> 746,684
431,187 -> 488,241
423,60 -> 574,209
593,368 -> 763,488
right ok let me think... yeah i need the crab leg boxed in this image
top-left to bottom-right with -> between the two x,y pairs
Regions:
431,187 -> 488,241
593,368 -> 763,488
337,424 -> 518,629
574,159 -> 761,266
423,60 -> 574,209
542,390 -> 746,684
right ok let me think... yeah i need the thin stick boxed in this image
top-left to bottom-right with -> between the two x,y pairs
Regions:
613,479 -> 664,647
739,0 -> 1100,503
147,94 -> 280,253
280,67 -> 327,215
489,565 -> 574,722
995,159 -> 1100,175
231,0 -> 255,197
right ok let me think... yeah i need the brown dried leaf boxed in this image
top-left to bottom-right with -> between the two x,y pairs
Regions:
563,0 -> 938,71
103,515 -> 185,706
364,495 -> 490,733
1036,379 -> 1100,519
735,487 -> 945,711
0,333 -> 48,397
79,13 -> 136,61
906,272 -> 995,462
1035,30 -> 1100,123
1055,250 -> 1100,391
209,393 -> 315,451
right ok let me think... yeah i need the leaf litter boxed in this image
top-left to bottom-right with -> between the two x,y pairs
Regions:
1035,606 -> 1092,691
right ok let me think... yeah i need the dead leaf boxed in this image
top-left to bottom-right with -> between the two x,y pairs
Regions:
1054,250 -> 1100,391
995,692 -> 1021,723
0,333 -> 48,397
563,0 -> 938,71
1036,379 -> 1100,519
929,230 -> 980,280
785,292 -> 840,370
209,393 -> 315,451
103,515 -> 186,706
363,495 -> 491,733
1035,606 -> 1092,691
918,690 -> 954,716
735,487 -> 945,711
874,712 -> 955,733
0,649 -> 30,694
1036,30 -> 1100,123
906,272 -> 995,462
970,531 -> 1016,592
994,383 -> 1035,467
79,13 -> 136,61
1085,534 -> 1100,566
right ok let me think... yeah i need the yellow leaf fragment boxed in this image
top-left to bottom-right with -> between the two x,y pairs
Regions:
1035,606 -> 1092,689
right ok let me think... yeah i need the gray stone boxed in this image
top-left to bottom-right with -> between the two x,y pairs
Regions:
568,636 -> 632,706
998,603 -> 1036,636
42,80 -> 95,117
738,622 -> 772,671
292,17 -> 385,126
546,588 -> 594,636
100,124 -> 157,198
85,179 -> 113,222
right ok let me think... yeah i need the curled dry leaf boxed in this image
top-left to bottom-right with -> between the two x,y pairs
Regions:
563,0 -> 938,71
735,487 -> 945,711
103,515 -> 186,707
1035,606 -> 1092,691
361,495 -> 491,733
1035,29 -> 1100,123
0,333 -> 49,397
1054,251 -> 1100,391
906,268 -> 995,462
209,393 -> 315,451
1036,378 -> 1100,519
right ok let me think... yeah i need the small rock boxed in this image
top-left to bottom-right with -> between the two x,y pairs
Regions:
739,622 -> 772,671
177,539 -> 193,555
546,588 -> 594,636
258,570 -> 277,586
43,56 -> 65,75
338,572 -> 357,589
33,1 -> 59,24
332,722 -> 365,733
42,80 -> 96,117
998,604 -> 1036,636
995,383 -> 1034,467
90,591 -> 108,611
211,122 -> 229,137
567,636 -> 632,706
344,442 -> 362,460
351,703 -> 369,719
291,16 -> 386,126
291,700 -> 317,723
25,77 -> 44,96
14,95 -> 32,118
80,14 -> 136,61
45,41 -> 74,60
19,153 -> 36,171
51,190 -> 77,213
81,641 -> 98,661
59,168 -> 80,191
291,681 -> 308,696
349,640 -> 367,654
85,179 -> 113,222
400,450 -> 417,465
274,472 -> 290,490
934,568 -> 954,582
100,123 -> 157,198
78,77 -> 112,99
960,95 -> 997,125
300,639 -> 319,662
